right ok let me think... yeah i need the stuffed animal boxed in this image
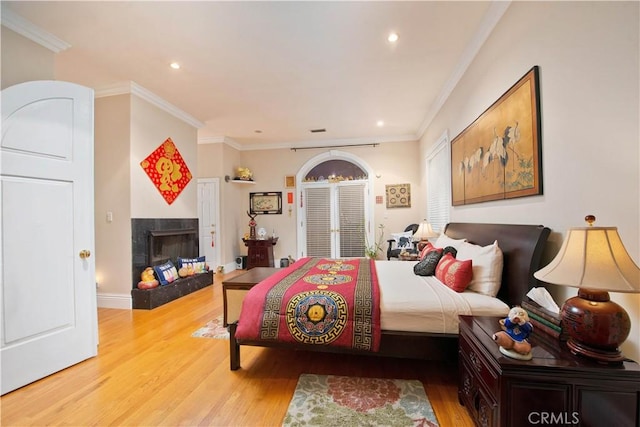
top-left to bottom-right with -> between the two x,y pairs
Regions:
492,306 -> 533,359
178,265 -> 195,277
138,267 -> 159,289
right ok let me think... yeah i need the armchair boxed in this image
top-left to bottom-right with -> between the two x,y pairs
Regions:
386,223 -> 419,260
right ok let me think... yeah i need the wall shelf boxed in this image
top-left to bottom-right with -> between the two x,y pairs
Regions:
225,175 -> 256,184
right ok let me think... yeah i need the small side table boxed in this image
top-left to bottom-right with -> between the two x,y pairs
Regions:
242,237 -> 278,269
222,267 -> 280,326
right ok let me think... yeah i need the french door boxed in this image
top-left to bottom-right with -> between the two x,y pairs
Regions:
302,181 -> 369,258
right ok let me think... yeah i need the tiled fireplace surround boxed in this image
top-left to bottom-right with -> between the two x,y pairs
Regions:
131,218 -> 213,309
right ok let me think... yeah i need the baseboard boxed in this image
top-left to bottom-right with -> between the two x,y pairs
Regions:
97,292 -> 132,309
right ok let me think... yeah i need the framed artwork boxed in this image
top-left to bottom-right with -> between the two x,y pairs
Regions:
250,192 -> 282,215
140,137 -> 192,205
451,66 -> 542,206
284,175 -> 296,188
386,184 -> 411,208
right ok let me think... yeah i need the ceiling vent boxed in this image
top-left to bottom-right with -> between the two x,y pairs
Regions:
310,128 -> 326,133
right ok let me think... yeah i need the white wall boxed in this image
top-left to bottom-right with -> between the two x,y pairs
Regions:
94,93 -> 199,307
94,95 -> 132,306
420,1 -> 640,360
130,96 -> 198,219
221,141 -> 423,264
1,27 -> 54,89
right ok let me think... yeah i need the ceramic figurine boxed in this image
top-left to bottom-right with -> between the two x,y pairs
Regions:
492,306 -> 533,360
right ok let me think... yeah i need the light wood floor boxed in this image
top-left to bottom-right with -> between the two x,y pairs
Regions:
1,271 -> 474,426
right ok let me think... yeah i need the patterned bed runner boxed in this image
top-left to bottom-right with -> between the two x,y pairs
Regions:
236,257 -> 381,352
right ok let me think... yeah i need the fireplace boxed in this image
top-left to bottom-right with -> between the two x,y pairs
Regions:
131,218 -> 212,309
148,228 -> 198,266
131,218 -> 200,289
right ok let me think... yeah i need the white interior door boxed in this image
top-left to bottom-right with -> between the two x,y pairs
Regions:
1,81 -> 97,395
302,182 -> 368,258
197,178 -> 220,270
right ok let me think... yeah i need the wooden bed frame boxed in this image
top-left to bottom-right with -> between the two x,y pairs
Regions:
228,222 -> 550,370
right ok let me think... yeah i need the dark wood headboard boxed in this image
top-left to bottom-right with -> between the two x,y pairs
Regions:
444,223 -> 550,307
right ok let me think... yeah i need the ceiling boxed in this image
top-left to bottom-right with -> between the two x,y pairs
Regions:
2,1 -> 508,150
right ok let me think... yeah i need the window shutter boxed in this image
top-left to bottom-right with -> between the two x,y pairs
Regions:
305,187 -> 331,257
427,134 -> 451,233
338,184 -> 365,257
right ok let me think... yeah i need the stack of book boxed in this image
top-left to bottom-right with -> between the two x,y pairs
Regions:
522,298 -> 569,343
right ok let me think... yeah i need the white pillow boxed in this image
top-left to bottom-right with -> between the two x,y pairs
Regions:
390,231 -> 414,250
434,233 -> 467,251
456,240 -> 503,297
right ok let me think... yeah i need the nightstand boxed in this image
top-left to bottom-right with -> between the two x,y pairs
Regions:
458,315 -> 640,427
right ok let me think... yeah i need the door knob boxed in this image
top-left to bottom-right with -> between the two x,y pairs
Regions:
79,249 -> 91,259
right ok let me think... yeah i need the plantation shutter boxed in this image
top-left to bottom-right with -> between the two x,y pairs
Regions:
338,184 -> 366,258
427,134 -> 451,233
305,187 -> 331,257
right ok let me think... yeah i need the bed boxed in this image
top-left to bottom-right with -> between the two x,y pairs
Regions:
228,222 -> 550,370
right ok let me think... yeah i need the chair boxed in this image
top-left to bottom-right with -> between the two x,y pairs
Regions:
386,223 -> 419,260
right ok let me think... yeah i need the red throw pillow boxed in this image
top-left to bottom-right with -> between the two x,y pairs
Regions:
435,253 -> 473,292
419,242 -> 443,260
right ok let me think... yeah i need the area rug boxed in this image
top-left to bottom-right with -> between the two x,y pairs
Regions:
191,315 -> 229,339
282,374 -> 439,427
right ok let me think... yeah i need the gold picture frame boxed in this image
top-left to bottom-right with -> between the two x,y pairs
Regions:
284,175 -> 296,188
451,66 -> 542,206
386,184 -> 411,208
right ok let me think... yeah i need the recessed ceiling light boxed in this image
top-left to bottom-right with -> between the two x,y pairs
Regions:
170,62 -> 180,70
376,120 -> 385,127
387,33 -> 399,43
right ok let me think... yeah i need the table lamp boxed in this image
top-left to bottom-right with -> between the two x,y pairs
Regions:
415,220 -> 437,243
534,215 -> 640,363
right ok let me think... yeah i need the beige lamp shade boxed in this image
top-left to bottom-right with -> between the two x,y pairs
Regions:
534,226 -> 640,293
415,221 -> 437,241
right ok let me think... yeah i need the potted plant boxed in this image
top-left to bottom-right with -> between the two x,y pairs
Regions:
364,224 -> 385,259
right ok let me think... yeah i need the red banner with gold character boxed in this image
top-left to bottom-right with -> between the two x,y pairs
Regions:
140,138 -> 192,205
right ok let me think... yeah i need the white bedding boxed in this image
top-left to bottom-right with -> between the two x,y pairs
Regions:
376,260 -> 509,334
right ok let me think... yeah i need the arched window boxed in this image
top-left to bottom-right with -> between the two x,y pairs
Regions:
303,160 -> 367,182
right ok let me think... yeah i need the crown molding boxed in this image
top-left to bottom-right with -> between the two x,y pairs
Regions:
416,0 -> 511,140
1,8 -> 71,53
95,81 -> 205,129
198,136 -> 242,150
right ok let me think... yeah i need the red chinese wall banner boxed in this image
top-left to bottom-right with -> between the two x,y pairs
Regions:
140,138 -> 192,205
